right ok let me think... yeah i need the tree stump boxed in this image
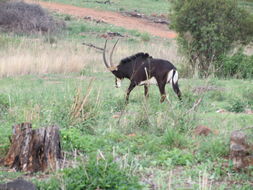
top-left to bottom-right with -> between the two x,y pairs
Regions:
230,130 -> 253,170
4,123 -> 62,172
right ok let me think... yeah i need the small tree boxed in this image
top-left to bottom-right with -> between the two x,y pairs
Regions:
171,0 -> 253,77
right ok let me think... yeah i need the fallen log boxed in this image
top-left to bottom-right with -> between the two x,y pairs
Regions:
4,123 -> 62,173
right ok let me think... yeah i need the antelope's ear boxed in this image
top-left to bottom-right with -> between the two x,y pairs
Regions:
144,53 -> 149,58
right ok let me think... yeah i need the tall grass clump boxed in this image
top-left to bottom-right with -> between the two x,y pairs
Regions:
163,128 -> 189,149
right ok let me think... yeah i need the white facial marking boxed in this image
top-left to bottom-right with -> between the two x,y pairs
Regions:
115,78 -> 122,88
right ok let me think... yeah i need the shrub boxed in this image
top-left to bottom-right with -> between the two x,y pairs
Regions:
0,2 -> 65,34
171,0 -> 253,77
215,51 -> 253,79
35,155 -> 142,190
226,98 -> 246,113
62,155 -> 142,190
155,148 -> 194,166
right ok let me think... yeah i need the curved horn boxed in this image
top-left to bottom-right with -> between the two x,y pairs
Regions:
109,39 -> 119,67
103,39 -> 110,68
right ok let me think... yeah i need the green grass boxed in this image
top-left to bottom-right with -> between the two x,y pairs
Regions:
43,0 -> 172,16
0,5 -> 253,189
0,72 -> 253,188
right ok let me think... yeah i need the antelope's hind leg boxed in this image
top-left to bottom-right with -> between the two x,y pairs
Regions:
158,82 -> 166,103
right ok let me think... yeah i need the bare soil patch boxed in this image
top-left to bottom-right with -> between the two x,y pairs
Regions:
25,0 -> 177,39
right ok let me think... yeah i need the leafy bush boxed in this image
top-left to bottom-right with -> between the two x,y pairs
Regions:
63,155 -> 142,190
61,128 -> 105,152
155,148 -> 194,166
171,0 -> 253,77
36,155 -> 142,190
226,98 -> 247,113
0,2 -> 65,34
215,51 -> 253,79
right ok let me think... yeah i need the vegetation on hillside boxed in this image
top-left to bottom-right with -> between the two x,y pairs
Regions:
171,0 -> 253,77
0,1 -> 65,34
0,0 -> 253,189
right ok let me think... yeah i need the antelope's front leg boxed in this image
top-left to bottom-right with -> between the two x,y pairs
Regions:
144,85 -> 149,98
125,82 -> 136,103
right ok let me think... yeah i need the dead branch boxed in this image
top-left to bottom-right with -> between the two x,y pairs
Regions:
82,43 -> 104,51
70,78 -> 95,123
186,97 -> 203,114
235,126 -> 253,132
83,0 -> 112,4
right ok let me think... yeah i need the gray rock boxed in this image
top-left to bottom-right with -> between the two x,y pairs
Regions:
0,178 -> 36,190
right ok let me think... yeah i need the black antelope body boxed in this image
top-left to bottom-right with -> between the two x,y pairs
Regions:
102,40 -> 182,103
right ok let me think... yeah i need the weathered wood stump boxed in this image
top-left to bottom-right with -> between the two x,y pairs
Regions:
230,130 -> 253,170
4,123 -> 62,172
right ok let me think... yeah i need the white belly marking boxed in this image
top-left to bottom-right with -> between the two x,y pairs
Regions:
139,77 -> 157,86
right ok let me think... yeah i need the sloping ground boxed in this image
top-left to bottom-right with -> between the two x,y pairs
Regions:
25,0 -> 177,39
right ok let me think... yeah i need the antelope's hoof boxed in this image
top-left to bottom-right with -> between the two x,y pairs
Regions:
160,95 -> 166,103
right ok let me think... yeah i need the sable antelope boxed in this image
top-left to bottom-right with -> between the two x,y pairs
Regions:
102,40 -> 182,103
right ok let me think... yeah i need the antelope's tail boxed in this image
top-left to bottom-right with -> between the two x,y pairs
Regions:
171,70 -> 182,100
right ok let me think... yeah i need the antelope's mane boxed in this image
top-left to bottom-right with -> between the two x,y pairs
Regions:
120,52 -> 150,65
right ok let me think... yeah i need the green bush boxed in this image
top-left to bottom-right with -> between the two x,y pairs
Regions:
155,148 -> 194,166
226,98 -> 246,113
171,0 -> 253,77
215,51 -> 253,79
35,155 -> 142,190
63,155 -> 142,190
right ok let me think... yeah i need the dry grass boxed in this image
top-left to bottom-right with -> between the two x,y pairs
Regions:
0,38 -> 96,77
0,38 -> 183,77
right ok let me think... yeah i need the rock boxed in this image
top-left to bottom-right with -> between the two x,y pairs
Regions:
216,109 -> 227,113
0,178 -> 36,190
194,126 -> 213,136
230,130 -> 253,170
244,109 -> 253,114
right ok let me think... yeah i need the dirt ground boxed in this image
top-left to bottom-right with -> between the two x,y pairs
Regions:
25,0 -> 177,39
